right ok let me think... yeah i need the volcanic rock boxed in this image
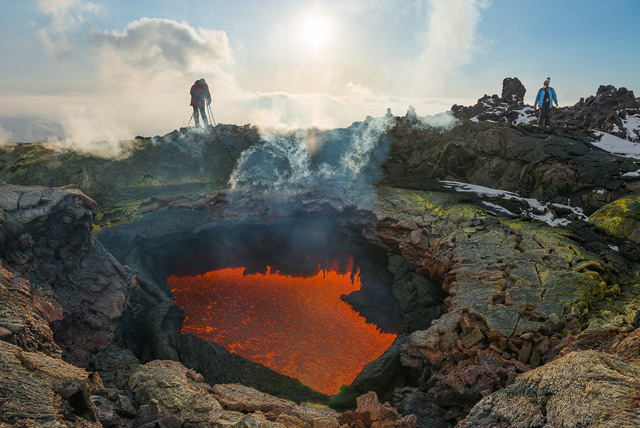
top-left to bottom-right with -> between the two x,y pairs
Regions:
391,388 -> 452,428
0,259 -> 61,356
457,351 -> 640,427
451,77 -> 533,124
0,183 -> 133,366
2,84 -> 640,428
501,77 -> 526,102
452,78 -> 640,142
338,391 -> 416,428
210,383 -> 338,423
89,345 -> 141,390
0,340 -> 100,427
557,85 -> 640,131
381,119 -> 640,213
589,191 -> 640,243
128,359 -> 225,427
96,183 -> 640,427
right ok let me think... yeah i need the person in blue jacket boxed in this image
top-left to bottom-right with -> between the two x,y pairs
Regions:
534,77 -> 558,127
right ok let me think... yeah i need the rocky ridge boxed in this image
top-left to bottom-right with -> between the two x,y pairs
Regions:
452,77 -> 640,143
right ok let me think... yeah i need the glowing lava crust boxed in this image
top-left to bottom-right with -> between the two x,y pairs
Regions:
168,259 -> 396,395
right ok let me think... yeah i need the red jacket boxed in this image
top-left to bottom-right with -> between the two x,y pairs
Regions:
190,81 -> 211,107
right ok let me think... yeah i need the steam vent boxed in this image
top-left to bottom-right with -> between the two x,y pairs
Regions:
2,78 -> 640,427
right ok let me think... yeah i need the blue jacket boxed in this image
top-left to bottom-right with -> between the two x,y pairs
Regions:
534,87 -> 558,108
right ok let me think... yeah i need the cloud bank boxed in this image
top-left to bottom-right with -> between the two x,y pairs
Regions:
26,0 -> 490,153
37,0 -> 99,60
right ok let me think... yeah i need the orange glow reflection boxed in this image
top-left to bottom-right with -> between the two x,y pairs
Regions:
167,260 -> 396,395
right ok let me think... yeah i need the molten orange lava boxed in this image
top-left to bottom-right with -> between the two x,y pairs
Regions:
168,260 -> 396,395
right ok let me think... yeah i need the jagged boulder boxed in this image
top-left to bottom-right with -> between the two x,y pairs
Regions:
0,340 -> 100,427
555,85 -> 640,135
457,351 -> 640,428
452,79 -> 640,140
451,77 -> 535,125
0,260 -> 62,356
501,77 -> 526,102
128,360 -> 225,427
589,191 -> 640,243
211,383 -> 339,424
338,391 -> 417,428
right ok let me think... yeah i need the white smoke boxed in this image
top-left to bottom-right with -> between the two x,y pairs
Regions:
56,105 -> 136,159
394,0 -> 492,96
228,110 -> 460,190
228,130 -> 314,189
340,115 -> 395,180
416,111 -> 460,130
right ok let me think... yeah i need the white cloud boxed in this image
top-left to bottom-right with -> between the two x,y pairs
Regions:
24,9 -> 487,154
91,18 -> 232,74
37,0 -> 99,59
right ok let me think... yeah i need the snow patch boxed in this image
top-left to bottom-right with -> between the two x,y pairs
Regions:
481,201 -> 515,216
621,113 -> 640,142
590,131 -> 640,159
440,180 -> 588,226
609,245 -> 619,252
622,169 -> 640,178
512,107 -> 537,125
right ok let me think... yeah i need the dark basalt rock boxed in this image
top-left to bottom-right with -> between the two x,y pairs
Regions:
0,183 -> 133,366
501,77 -> 526,102
381,119 -> 640,214
452,77 -> 640,142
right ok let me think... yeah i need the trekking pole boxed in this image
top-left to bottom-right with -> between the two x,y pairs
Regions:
187,112 -> 194,127
207,104 -> 217,126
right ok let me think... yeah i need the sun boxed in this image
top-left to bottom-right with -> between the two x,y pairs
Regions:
303,16 -> 331,49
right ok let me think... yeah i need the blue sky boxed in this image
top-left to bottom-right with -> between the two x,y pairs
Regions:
0,0 -> 638,135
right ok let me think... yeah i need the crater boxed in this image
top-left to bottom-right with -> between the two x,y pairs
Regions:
167,257 -> 396,395
98,200 -> 445,400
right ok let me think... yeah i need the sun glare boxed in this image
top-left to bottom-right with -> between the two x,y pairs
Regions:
303,16 -> 331,49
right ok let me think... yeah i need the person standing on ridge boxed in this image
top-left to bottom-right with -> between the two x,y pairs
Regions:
190,78 -> 211,128
534,77 -> 558,127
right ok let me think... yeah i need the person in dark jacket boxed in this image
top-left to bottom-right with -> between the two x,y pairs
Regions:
534,77 -> 558,127
190,78 -> 212,128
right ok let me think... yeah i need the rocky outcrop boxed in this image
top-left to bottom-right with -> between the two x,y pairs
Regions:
451,78 -> 534,125
381,118 -> 640,213
1,83 -> 640,428
0,125 -> 261,229
210,383 -> 339,422
457,351 -> 640,427
0,340 -> 101,427
452,78 -> 640,142
556,85 -> 640,137
0,259 -> 61,356
0,183 -> 132,366
127,361 -> 414,428
589,191 -> 640,243
129,359 -> 225,427
338,391 -> 416,428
